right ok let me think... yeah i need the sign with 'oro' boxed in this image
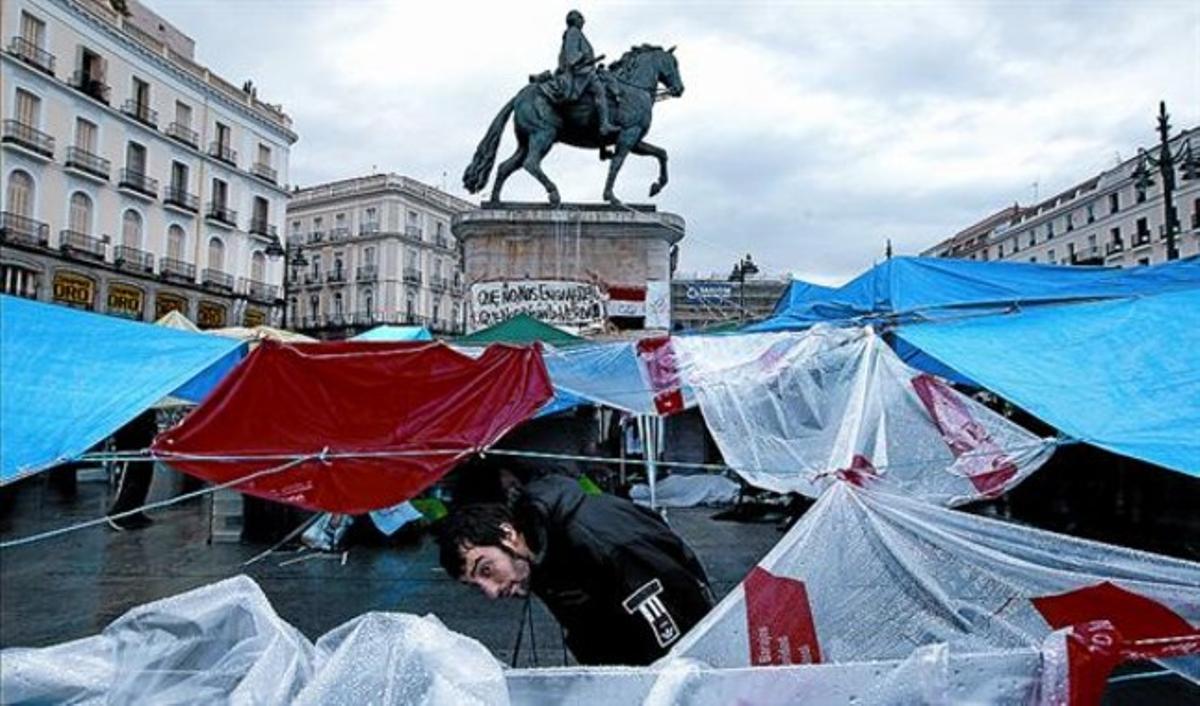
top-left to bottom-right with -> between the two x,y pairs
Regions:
469,280 -> 604,332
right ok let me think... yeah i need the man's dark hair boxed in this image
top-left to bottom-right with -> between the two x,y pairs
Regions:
436,503 -> 518,580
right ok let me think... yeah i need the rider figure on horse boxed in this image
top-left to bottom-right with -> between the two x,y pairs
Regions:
557,10 -> 618,136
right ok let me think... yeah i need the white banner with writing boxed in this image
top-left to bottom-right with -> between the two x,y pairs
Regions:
469,280 -> 605,332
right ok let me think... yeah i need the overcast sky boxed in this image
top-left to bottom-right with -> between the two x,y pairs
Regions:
152,0 -> 1199,284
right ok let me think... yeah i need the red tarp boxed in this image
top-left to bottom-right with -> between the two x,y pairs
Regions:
152,340 -> 553,513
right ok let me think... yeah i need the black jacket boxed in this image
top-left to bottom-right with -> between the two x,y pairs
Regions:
518,475 -> 713,666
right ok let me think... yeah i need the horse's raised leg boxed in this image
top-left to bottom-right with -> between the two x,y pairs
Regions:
631,140 -> 669,197
523,131 -> 560,205
489,139 -> 528,203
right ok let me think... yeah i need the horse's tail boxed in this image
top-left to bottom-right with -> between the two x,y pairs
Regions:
463,96 -> 517,194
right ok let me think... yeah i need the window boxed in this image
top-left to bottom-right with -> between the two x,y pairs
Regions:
364,246 -> 376,264
251,251 -> 266,282
132,77 -> 150,111
1028,232 -> 1035,248
75,118 -> 97,151
126,142 -> 147,173
175,101 -> 192,128
1108,193 -> 1119,214
1012,238 -> 1020,253
80,47 -> 105,82
405,296 -> 415,318
334,292 -> 344,317
291,220 -> 302,235
335,212 -> 346,233
1066,213 -> 1074,232
252,196 -> 269,228
6,170 -> 34,216
1136,217 -> 1150,240
364,207 -> 377,229
310,294 -> 320,317
407,210 -> 420,225
20,11 -> 46,47
256,143 -> 271,166
211,178 -> 228,207
1029,256 -> 1037,263
1137,257 -> 1150,266
171,161 -> 188,191
215,122 -> 231,148
310,255 -> 321,276
1046,220 -> 1054,239
2,264 -> 39,299
363,290 -> 374,314
1047,248 -> 1055,264
334,253 -> 344,278
1086,203 -> 1095,223
997,243 -> 1005,258
1067,243 -> 1076,261
208,237 -> 225,271
1087,234 -> 1097,252
313,216 -> 323,235
1136,186 -> 1147,204
121,209 -> 142,247
68,192 -> 92,233
1110,226 -> 1122,244
433,300 -> 440,322
167,225 -> 185,260
14,89 -> 40,126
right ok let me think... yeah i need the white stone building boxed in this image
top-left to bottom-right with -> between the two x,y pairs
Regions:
1,0 -> 297,327
923,127 -> 1200,268
286,174 -> 473,337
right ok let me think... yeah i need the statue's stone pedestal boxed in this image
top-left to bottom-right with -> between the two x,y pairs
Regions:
451,202 -> 685,332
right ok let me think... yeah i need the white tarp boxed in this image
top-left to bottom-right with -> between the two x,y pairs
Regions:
629,474 -> 740,508
667,483 -> 1200,684
673,327 -> 1056,505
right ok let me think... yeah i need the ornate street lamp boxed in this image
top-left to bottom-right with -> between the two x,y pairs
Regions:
1130,101 -> 1200,261
729,253 -> 759,322
265,234 -> 306,329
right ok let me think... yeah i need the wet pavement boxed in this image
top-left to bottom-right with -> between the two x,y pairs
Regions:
1,474 -> 1194,703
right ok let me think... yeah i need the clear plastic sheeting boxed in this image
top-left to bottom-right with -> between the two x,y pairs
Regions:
673,326 -> 1055,504
629,474 -> 740,508
667,483 -> 1200,685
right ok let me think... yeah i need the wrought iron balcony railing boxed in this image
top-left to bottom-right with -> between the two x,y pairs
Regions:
240,277 -> 280,301
114,244 -> 155,273
164,186 -> 199,212
120,100 -> 157,128
7,36 -> 55,75
1,120 -> 54,157
70,71 -> 110,104
329,227 -> 350,241
0,212 -> 49,247
206,202 -> 237,226
201,268 -> 235,291
360,222 -> 380,236
429,274 -> 449,292
118,168 -> 158,197
65,147 -> 111,179
307,231 -> 324,244
251,162 -> 277,184
208,141 -> 236,165
1106,241 -> 1124,255
165,122 -> 198,147
326,269 -> 347,284
249,219 -> 276,237
160,257 -> 196,281
59,229 -> 106,260
403,268 -> 422,284
356,264 -> 378,281
404,225 -> 423,240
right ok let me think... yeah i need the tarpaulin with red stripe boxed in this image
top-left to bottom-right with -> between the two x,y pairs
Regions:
152,341 -> 553,513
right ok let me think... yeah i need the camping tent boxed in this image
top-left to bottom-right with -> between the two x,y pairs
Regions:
456,314 -> 584,347
351,325 -> 433,342
1,296 -> 246,484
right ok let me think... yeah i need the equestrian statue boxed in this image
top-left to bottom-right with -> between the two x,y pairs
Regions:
463,10 -> 684,206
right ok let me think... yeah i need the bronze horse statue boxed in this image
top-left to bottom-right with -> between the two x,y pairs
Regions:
463,45 -> 684,205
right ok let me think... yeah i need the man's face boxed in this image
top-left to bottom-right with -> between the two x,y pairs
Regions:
458,524 -> 532,600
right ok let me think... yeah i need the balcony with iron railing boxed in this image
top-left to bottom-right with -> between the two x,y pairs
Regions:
249,219 -> 276,237
1,120 -> 54,158
240,277 -> 280,302
360,222 -> 380,236
60,229 -> 106,260
160,257 -> 196,281
251,162 -> 277,184
354,310 -> 379,325
429,274 -> 449,292
1192,212 -> 1200,231
165,122 -> 198,147
7,36 -> 55,75
118,168 -> 158,198
208,141 -> 237,166
70,71 -> 110,104
356,264 -> 378,281
326,268 -> 347,284
307,231 -> 324,244
404,225 -> 423,241
1132,228 -> 1152,247
201,268 -> 235,291
164,186 -> 199,212
120,100 -> 157,128
303,271 -> 322,285
114,244 -> 155,273
287,235 -> 305,248
206,202 -> 237,227
1106,240 -> 1125,256
329,227 -> 350,241
434,234 -> 450,249
0,212 -> 50,247
65,146 -> 111,180
403,267 -> 422,285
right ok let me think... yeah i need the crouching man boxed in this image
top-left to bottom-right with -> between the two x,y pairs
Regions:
436,473 -> 714,665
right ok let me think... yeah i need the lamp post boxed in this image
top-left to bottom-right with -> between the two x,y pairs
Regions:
265,234 -> 306,329
1130,101 -> 1200,262
729,253 -> 759,322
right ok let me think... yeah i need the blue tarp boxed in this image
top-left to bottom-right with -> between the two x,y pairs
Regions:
897,287 -> 1200,477
0,296 -> 247,484
351,325 -> 433,342
752,256 -> 1200,331
770,279 -> 837,316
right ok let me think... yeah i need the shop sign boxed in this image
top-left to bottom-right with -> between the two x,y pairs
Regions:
52,271 -> 95,309
197,301 -> 228,328
107,282 -> 144,319
243,308 -> 266,327
683,282 -> 734,304
155,292 -> 188,319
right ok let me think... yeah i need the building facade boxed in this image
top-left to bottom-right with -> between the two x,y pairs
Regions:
1,0 -> 297,327
923,127 -> 1200,268
670,276 -> 788,331
286,173 -> 473,338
